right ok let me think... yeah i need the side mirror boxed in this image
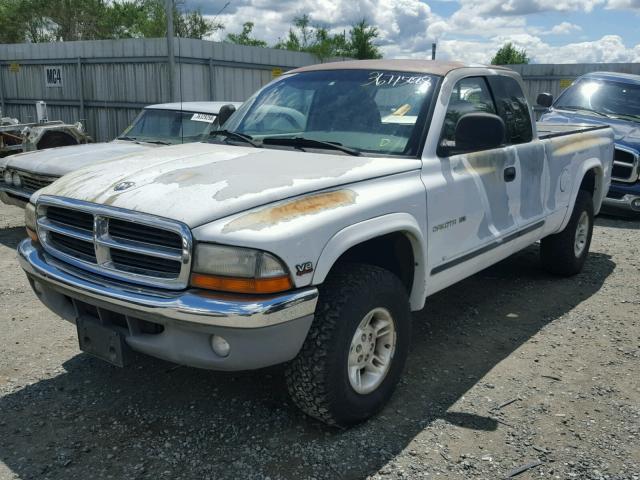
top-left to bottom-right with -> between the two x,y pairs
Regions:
454,113 -> 505,152
217,104 -> 237,127
536,93 -> 553,108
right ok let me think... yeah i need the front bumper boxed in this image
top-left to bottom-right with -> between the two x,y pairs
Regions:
602,182 -> 640,213
0,186 -> 29,208
18,239 -> 318,370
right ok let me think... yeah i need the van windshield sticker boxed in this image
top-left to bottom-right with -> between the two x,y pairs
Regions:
191,113 -> 216,123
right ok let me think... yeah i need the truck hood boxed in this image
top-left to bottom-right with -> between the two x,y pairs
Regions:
4,140 -> 153,177
35,142 -> 422,228
540,110 -> 640,150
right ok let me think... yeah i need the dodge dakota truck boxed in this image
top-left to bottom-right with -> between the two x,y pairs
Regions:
0,101 -> 240,208
18,60 -> 613,426
539,72 -> 640,215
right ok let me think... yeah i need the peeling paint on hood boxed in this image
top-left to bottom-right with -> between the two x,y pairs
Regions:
35,142 -> 421,228
4,140 -> 153,177
222,190 -> 357,233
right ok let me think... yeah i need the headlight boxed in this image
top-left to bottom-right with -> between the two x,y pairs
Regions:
191,244 -> 292,294
25,202 -> 38,242
3,170 -> 12,184
12,172 -> 22,188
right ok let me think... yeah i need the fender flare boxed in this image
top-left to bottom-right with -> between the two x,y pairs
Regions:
559,159 -> 604,232
312,212 -> 427,311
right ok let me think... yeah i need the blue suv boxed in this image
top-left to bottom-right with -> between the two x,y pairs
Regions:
540,72 -> 640,215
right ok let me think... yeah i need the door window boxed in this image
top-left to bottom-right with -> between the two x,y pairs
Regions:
487,76 -> 533,144
439,77 -> 497,154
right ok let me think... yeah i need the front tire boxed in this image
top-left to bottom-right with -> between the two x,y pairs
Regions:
285,263 -> 411,427
541,189 -> 594,276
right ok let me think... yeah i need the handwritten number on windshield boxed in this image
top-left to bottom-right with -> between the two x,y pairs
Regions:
363,71 -> 432,88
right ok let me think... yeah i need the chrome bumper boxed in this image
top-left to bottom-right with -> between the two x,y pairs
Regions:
602,194 -> 640,212
18,239 -> 318,329
0,187 -> 29,208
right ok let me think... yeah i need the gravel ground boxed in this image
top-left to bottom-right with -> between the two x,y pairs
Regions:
1,201 -> 639,480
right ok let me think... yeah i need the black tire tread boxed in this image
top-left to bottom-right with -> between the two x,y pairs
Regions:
540,189 -> 593,276
285,263 -> 408,426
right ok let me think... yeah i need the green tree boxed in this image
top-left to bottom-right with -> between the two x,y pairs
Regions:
275,16 -> 381,60
0,0 -> 222,43
491,42 -> 529,65
348,19 -> 382,59
226,22 -> 267,47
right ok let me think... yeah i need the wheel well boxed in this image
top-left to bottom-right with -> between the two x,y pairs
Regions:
36,131 -> 78,150
579,168 -> 596,196
330,232 -> 415,293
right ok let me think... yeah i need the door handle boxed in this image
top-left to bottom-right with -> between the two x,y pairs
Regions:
504,166 -> 516,182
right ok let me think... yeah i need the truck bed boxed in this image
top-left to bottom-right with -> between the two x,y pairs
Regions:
537,123 -> 610,140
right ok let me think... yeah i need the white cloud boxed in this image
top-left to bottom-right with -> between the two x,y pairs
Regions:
435,34 -> 640,64
605,0 -> 640,8
190,0 -> 640,65
547,21 -> 583,34
205,0 -> 442,59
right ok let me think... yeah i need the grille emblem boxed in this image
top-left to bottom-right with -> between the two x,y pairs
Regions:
114,181 -> 136,191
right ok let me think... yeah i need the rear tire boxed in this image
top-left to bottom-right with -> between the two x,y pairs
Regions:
541,189 -> 594,276
285,263 -> 411,427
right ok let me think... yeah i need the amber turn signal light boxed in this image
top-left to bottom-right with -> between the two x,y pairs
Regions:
26,227 -> 38,243
190,272 -> 293,294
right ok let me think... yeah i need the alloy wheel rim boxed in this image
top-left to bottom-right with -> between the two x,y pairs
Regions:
574,211 -> 589,257
347,307 -> 397,395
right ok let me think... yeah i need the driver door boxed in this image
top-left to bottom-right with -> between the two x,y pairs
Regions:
424,76 -> 520,288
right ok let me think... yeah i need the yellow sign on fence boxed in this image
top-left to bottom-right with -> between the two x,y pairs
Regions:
559,79 -> 573,89
271,67 -> 283,78
8,63 -> 20,73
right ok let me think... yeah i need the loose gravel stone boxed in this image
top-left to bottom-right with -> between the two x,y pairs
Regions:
1,204 -> 639,479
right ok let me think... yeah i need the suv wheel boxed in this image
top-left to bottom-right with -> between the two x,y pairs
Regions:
285,263 -> 411,427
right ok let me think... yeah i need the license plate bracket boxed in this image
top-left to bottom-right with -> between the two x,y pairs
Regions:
76,317 -> 132,367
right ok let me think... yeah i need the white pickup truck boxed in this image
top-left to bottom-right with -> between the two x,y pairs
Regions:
0,101 -> 240,208
18,60 -> 613,427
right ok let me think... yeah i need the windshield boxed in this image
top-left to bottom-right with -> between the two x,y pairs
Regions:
119,109 -> 218,144
220,69 -> 438,156
555,78 -> 640,120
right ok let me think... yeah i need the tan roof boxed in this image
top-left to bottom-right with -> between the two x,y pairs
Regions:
289,59 -> 500,76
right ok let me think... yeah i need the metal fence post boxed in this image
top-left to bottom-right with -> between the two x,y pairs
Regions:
0,65 -> 5,115
209,58 -> 214,101
76,57 -> 85,122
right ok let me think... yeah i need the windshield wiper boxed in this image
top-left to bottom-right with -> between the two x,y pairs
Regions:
261,136 -> 361,156
117,135 -> 138,142
607,112 -> 640,123
211,130 -> 261,148
141,139 -> 171,145
556,106 -> 611,118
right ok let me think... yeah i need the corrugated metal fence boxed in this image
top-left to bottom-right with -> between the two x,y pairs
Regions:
507,63 -> 640,116
0,38 -> 343,142
2,41 -> 638,141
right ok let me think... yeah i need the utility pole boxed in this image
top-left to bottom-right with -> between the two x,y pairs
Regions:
166,0 -> 176,101
431,43 -> 437,60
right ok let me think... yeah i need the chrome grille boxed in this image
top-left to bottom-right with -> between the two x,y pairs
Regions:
36,196 -> 192,289
611,146 -> 639,183
15,170 -> 57,193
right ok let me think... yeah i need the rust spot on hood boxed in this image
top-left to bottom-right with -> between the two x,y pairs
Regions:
223,190 -> 357,233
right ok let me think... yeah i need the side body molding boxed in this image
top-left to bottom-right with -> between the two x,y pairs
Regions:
312,213 -> 427,311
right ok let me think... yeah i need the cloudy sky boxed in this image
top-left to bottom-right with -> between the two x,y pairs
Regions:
185,0 -> 640,64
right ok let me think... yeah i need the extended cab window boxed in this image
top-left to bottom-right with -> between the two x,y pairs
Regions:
488,76 -> 533,144
439,77 -> 496,154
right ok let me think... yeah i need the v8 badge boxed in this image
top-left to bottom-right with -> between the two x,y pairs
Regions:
295,262 -> 314,276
